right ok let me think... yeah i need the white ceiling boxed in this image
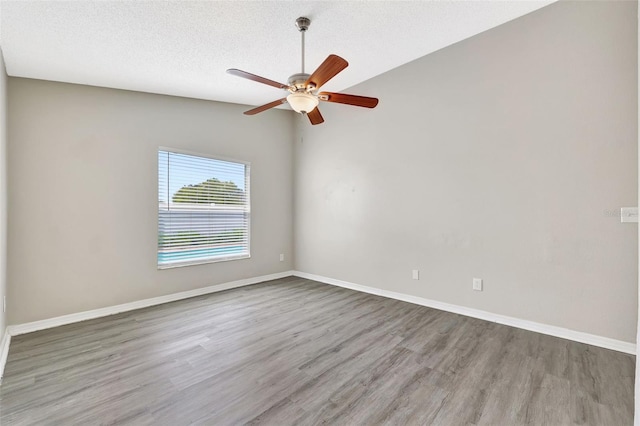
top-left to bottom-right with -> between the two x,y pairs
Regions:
0,1 -> 555,109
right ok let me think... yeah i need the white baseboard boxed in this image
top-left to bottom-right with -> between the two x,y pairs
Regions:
293,271 -> 636,355
6,270 -> 294,337
0,328 -> 11,384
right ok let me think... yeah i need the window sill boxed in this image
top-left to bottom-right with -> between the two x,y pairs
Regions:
158,253 -> 251,269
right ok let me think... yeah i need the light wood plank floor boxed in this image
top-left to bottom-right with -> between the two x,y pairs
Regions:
0,277 -> 634,425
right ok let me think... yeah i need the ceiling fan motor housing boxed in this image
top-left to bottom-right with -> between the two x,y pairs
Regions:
288,73 -> 312,91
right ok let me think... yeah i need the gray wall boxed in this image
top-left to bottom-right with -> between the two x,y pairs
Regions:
0,49 -> 7,341
8,79 -> 294,324
294,0 -> 638,343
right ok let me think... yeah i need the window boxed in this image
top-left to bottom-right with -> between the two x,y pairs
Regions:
158,149 -> 250,268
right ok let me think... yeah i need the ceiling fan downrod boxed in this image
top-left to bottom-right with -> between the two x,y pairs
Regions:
295,17 -> 310,74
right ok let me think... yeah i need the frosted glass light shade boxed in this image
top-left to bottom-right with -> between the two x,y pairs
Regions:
287,92 -> 319,114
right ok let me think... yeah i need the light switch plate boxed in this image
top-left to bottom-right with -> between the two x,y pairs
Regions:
621,207 -> 638,223
473,278 -> 483,291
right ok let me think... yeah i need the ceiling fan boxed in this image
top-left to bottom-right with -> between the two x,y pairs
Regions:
226,17 -> 379,125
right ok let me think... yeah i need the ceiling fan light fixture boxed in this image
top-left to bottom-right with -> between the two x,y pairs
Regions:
287,92 -> 319,114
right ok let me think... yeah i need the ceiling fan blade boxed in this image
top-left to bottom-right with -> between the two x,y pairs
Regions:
319,92 -> 379,108
305,55 -> 348,90
227,69 -> 289,90
307,107 -> 324,125
244,98 -> 288,115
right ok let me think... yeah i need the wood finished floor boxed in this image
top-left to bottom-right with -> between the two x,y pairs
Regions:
0,277 -> 634,425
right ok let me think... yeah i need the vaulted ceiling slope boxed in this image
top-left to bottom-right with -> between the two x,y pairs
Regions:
0,1 -> 555,107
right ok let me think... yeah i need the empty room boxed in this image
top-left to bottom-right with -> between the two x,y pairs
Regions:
0,0 -> 638,424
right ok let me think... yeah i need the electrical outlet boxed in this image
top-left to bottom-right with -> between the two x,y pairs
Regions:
279,253 -> 284,262
412,270 -> 419,280
473,278 -> 483,291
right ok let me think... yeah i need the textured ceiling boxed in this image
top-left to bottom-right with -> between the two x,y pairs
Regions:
0,1 -> 555,108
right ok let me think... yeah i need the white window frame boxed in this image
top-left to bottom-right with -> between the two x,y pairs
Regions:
157,147 -> 251,269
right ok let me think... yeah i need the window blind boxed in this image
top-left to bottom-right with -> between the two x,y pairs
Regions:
158,149 -> 250,268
